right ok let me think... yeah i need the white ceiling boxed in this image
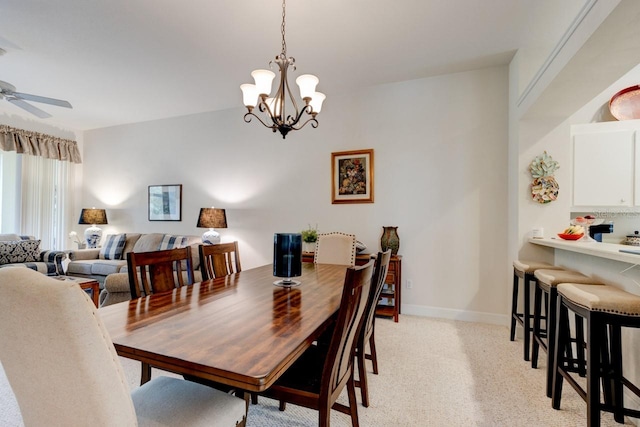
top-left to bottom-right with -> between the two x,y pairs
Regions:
0,0 -> 531,131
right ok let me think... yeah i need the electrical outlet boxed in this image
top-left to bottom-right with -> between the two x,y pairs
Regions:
406,279 -> 413,289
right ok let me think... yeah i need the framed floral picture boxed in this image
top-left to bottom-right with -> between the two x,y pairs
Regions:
331,149 -> 374,204
148,184 -> 182,221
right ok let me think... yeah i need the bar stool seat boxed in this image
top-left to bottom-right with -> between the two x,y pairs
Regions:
553,283 -> 640,425
511,260 -> 563,361
531,269 -> 602,397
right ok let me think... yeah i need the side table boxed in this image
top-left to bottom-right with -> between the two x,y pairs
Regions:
53,276 -> 100,307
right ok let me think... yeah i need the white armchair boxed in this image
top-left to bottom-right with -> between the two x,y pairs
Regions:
0,268 -> 247,427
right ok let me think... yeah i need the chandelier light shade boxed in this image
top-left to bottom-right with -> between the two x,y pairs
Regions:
240,0 -> 325,138
197,208 -> 228,245
78,208 -> 108,248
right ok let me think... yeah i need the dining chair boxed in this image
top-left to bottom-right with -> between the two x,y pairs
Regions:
0,267 -> 247,427
192,241 -> 254,402
127,246 -> 195,299
355,249 -> 391,407
127,246 -> 195,384
314,232 -> 357,265
260,260 -> 374,427
199,241 -> 241,281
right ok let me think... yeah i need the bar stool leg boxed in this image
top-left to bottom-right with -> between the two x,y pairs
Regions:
608,324 -> 625,423
575,316 -> 586,377
545,288 -> 558,398
586,313 -> 602,426
510,271 -> 519,341
523,275 -> 532,361
552,300 -> 568,410
531,283 -> 543,368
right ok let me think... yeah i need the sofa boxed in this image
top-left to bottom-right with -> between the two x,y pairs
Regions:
66,233 -> 203,307
0,234 -> 66,276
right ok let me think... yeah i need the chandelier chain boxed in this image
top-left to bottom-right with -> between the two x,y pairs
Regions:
281,0 -> 287,56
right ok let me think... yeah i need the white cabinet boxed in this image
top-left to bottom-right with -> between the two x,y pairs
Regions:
572,125 -> 636,208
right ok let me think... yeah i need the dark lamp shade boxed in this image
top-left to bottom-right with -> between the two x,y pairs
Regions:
197,208 -> 227,229
78,208 -> 108,225
273,233 -> 302,279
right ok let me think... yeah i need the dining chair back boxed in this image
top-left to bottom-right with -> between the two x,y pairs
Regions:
314,232 -> 357,265
262,260 -> 374,426
0,267 -> 247,427
126,246 -> 195,384
355,249 -> 391,406
127,246 -> 194,299
199,241 -> 241,280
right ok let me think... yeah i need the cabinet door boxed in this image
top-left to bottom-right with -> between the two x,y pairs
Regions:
572,130 -> 634,207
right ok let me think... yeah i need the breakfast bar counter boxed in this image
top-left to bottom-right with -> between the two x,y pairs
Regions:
528,237 -> 640,265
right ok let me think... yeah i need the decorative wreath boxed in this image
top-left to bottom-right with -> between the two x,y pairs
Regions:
530,151 -> 559,204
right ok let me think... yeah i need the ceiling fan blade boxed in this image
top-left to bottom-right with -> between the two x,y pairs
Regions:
12,91 -> 72,108
7,98 -> 52,118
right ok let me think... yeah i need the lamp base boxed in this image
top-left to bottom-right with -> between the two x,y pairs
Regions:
273,279 -> 301,288
84,226 -> 102,248
202,229 -> 221,245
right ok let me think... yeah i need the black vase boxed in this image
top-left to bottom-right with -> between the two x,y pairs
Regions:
273,233 -> 302,286
380,226 -> 399,255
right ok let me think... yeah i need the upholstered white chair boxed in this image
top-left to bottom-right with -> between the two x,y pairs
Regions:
0,268 -> 247,427
314,232 -> 357,265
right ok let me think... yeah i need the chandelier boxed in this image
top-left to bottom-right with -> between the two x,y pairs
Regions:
240,0 -> 325,139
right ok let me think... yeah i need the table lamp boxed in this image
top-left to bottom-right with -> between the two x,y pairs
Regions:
273,233 -> 302,287
197,208 -> 227,244
78,208 -> 108,248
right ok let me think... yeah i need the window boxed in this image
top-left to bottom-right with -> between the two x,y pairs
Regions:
0,151 -> 74,250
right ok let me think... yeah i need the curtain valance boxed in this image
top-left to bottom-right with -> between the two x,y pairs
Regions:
0,125 -> 82,164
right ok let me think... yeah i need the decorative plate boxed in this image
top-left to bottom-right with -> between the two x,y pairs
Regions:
531,176 -> 559,204
610,85 -> 640,120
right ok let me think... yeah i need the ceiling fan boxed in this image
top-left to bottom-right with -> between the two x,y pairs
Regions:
0,80 -> 72,118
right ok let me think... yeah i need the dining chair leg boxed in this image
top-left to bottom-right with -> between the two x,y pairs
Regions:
319,401 -> 331,427
251,393 -> 258,404
357,344 -> 370,407
368,332 -> 379,374
141,362 -> 152,385
279,400 -> 286,411
347,375 -> 360,427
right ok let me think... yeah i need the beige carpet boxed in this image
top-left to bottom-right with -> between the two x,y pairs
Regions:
0,315 -> 635,426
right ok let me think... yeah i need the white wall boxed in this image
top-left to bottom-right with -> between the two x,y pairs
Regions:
82,66 -> 510,324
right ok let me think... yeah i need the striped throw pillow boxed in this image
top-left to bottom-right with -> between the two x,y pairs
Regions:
99,234 -> 127,260
158,235 -> 188,250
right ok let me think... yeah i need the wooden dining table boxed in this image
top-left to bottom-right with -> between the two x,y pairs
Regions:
99,262 -> 348,392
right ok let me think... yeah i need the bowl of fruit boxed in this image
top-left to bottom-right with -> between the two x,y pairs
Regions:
572,214 -> 603,226
558,225 -> 585,240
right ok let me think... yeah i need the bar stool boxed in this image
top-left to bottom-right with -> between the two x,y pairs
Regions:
552,283 -> 640,426
530,269 -> 603,398
511,260 -> 563,361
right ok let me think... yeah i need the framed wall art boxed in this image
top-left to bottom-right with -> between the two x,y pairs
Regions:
148,184 -> 182,221
331,149 -> 374,204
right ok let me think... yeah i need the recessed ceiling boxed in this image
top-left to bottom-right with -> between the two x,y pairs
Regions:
0,0 -> 531,131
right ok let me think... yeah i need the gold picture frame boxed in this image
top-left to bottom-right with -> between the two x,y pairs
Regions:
331,149 -> 374,204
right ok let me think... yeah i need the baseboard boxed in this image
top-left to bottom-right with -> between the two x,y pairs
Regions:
402,304 -> 509,326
